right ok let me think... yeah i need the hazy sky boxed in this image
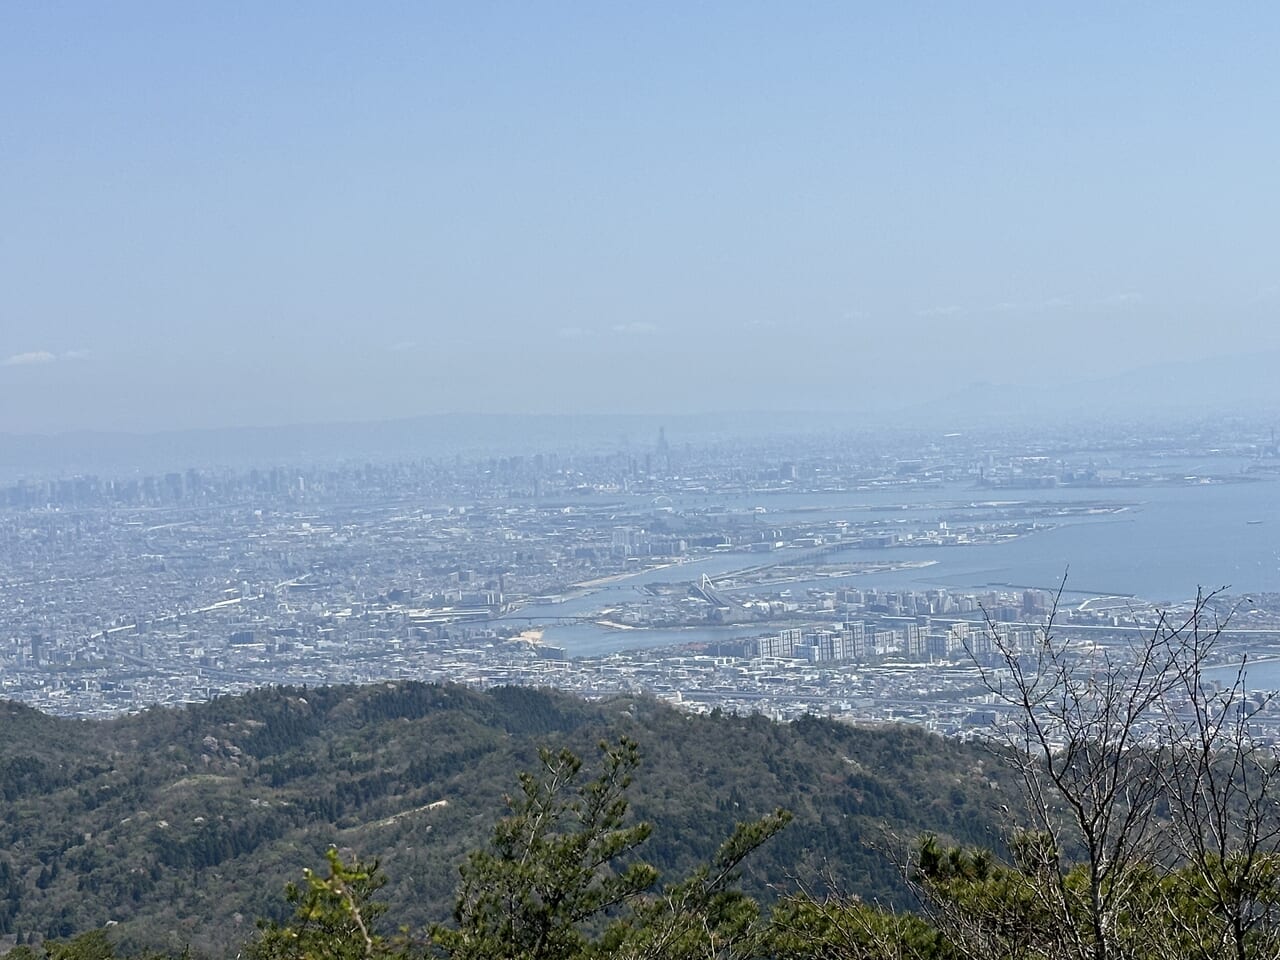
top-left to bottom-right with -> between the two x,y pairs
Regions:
3,3 -> 1278,434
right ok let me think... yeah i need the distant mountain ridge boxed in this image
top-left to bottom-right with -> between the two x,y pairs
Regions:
903,349 -> 1280,428
5,349 -> 1276,479
0,411 -> 845,480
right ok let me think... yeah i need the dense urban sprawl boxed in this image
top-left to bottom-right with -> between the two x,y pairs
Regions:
5,420 -> 1280,737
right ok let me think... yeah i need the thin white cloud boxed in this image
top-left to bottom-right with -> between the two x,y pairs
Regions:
63,349 -> 90,360
558,322 -> 659,339
3,350 -> 57,366
917,295 -> 1085,318
916,305 -> 965,319
992,297 -> 1072,313
1098,291 -> 1144,306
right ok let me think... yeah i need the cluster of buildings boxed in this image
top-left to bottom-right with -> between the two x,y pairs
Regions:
746,618 -> 1024,662
3,419 -> 1280,733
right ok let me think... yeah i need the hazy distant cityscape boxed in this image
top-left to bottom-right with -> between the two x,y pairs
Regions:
2,416 -> 1280,736
5,0 -> 1280,747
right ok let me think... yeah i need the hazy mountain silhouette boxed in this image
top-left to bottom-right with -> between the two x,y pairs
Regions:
902,349 -> 1280,428
3,351 -> 1277,479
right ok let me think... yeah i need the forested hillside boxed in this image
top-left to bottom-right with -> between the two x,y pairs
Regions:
0,684 -> 1009,956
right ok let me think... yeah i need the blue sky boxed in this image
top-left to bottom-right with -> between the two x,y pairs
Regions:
3,3 -> 1278,432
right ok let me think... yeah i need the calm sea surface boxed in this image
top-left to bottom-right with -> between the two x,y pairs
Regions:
1204,658 -> 1280,692
514,462 -> 1280,656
